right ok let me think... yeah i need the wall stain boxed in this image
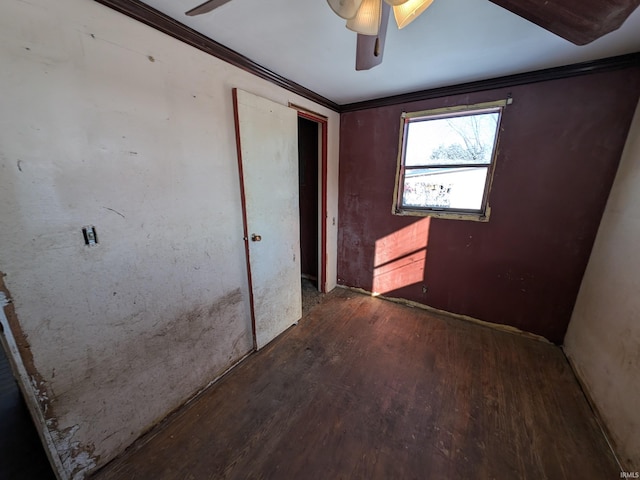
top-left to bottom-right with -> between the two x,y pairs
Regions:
88,286 -> 251,462
230,332 -> 246,359
208,287 -> 243,319
618,328 -> 640,370
148,287 -> 243,342
5,283 -> 248,477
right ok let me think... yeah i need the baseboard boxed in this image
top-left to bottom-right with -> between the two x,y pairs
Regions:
337,285 -> 551,344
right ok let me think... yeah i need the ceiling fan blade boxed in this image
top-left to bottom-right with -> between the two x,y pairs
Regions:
488,0 -> 640,45
185,0 -> 234,17
355,2 -> 390,71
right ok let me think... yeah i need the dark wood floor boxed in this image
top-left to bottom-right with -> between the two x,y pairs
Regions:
93,288 -> 618,480
0,342 -> 56,480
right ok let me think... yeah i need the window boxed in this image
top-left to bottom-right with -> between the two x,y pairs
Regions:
393,101 -> 506,221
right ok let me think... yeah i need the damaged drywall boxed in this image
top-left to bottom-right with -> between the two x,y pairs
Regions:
2,274 -> 102,479
0,274 -> 70,478
49,423 -> 97,480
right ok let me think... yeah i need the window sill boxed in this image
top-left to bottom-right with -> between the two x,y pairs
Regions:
392,205 -> 491,222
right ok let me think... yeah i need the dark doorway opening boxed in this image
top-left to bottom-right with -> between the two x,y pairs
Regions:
298,116 -> 319,287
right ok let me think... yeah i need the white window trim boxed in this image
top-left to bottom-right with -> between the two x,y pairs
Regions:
392,99 -> 510,222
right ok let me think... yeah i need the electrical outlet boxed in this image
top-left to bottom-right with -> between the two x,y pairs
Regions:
82,226 -> 98,246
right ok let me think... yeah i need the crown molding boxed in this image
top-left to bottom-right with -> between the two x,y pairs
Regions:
340,52 -> 640,112
94,0 -> 340,112
92,1 -> 639,114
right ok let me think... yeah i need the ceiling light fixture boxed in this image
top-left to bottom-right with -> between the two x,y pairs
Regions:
393,0 -> 434,29
329,0 -> 433,35
327,0 -> 365,20
327,0 -> 434,69
346,0 -> 383,35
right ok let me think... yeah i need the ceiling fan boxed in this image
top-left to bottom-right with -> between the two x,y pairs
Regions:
184,0 -> 640,71
327,0 -> 433,71
184,0 -> 432,71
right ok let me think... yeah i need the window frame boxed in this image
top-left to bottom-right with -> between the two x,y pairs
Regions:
392,100 -> 507,222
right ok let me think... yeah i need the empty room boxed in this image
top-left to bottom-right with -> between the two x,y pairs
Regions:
1,0 -> 639,479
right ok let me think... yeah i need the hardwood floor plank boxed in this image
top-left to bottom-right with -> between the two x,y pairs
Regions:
93,289 -> 618,480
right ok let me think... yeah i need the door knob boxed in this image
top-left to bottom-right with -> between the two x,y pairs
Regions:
251,234 -> 262,242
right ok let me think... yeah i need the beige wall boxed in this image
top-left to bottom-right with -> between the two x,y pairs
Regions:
0,0 -> 339,478
565,99 -> 640,471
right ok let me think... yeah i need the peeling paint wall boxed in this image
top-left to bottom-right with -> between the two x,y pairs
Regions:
0,0 -> 339,477
565,100 -> 640,471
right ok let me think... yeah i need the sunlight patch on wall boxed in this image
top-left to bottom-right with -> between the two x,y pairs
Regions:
372,218 -> 430,295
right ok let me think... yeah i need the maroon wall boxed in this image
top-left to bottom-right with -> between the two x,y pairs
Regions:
338,68 -> 640,343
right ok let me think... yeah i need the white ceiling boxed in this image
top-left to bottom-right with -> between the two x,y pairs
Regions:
141,0 -> 640,105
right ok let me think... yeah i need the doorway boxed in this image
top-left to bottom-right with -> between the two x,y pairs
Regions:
297,110 -> 327,314
298,116 -> 319,286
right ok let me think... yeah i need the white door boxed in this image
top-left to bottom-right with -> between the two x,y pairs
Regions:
233,89 -> 302,349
